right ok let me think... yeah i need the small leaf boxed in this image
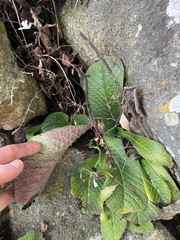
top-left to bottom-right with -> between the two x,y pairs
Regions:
71,154 -> 109,214
141,160 -> 172,204
147,162 -> 180,201
100,184 -> 118,203
119,113 -> 130,131
85,56 -> 124,132
104,137 -> 147,214
26,125 -> 41,141
127,220 -> 154,234
140,163 -> 161,204
41,112 -> 69,132
127,201 -> 161,225
100,207 -> 127,240
117,128 -> 173,168
14,125 -> 90,205
71,114 -> 90,126
17,230 -> 44,240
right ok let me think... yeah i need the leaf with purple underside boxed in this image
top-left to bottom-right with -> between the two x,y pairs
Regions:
14,125 -> 90,206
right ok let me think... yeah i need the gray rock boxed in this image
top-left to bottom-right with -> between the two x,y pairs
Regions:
60,0 -> 180,176
0,21 -> 47,130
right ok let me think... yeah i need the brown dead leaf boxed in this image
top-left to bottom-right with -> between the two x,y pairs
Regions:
119,113 -> 130,131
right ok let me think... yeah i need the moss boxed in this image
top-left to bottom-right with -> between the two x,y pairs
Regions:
0,20 -> 7,37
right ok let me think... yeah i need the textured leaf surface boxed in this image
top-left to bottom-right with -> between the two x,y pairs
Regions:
140,163 -> 161,204
117,128 -> 173,168
104,137 -> 147,214
71,154 -> 109,214
141,160 -> 172,204
100,207 -> 127,240
41,112 -> 69,132
71,114 -> 90,126
85,56 -> 124,132
127,220 -> 154,234
17,230 -> 44,240
127,201 -> 161,225
14,125 -> 90,205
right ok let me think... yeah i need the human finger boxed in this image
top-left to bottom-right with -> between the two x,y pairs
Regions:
0,142 -> 40,164
0,187 -> 14,212
0,159 -> 24,184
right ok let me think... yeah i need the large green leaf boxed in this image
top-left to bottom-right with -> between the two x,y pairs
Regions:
127,201 -> 161,225
100,207 -> 127,240
71,154 -> 109,214
17,230 -> 44,240
104,137 -> 147,214
117,128 -> 173,168
85,56 -> 124,133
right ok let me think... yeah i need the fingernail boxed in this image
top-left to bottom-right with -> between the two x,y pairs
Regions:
10,160 -> 22,169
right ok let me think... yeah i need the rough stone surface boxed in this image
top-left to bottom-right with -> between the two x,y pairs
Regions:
0,24 -> 47,130
60,0 -> 180,177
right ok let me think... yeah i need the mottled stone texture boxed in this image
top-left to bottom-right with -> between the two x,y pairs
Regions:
60,0 -> 180,176
0,23 -> 47,130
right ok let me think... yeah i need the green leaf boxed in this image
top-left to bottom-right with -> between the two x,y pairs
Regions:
140,163 -> 162,204
17,230 -> 44,240
127,220 -> 154,234
85,56 -> 124,132
100,207 -> 127,240
117,128 -> 173,168
147,162 -> 180,201
71,154 -> 109,214
141,160 -> 172,204
127,201 -> 161,225
104,137 -> 147,214
41,112 -> 69,132
71,114 -> 90,126
100,184 -> 118,203
26,125 -> 41,141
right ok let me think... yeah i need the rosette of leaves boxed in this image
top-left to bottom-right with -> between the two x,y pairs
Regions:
71,56 -> 180,239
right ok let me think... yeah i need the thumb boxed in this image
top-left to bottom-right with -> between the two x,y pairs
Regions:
0,160 -> 24,184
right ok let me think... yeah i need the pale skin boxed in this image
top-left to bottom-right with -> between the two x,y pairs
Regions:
0,142 -> 40,212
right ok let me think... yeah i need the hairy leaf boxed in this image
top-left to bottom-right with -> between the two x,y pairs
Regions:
14,125 -> 90,205
41,112 -> 69,132
71,114 -> 90,126
127,220 -> 154,234
71,154 -> 109,214
104,137 -> 147,214
85,56 -> 124,133
100,207 -> 127,240
17,230 -> 44,240
26,125 -> 41,141
117,128 -> 173,168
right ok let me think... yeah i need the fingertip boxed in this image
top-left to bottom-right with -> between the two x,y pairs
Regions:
9,159 -> 24,169
27,142 -> 41,152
